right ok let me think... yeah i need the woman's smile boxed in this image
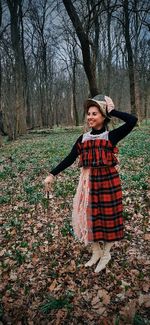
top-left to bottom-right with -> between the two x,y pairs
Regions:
88,120 -> 97,127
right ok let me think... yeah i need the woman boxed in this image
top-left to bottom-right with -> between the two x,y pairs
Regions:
44,95 -> 138,273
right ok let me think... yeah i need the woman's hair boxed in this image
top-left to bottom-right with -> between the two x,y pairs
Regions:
103,117 -> 111,130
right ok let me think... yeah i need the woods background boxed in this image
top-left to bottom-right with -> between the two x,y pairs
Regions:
0,0 -> 149,140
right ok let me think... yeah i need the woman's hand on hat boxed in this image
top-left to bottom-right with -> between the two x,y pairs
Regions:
104,96 -> 115,113
43,174 -> 54,197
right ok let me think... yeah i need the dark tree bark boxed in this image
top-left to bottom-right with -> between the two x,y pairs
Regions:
107,12 -> 111,95
72,48 -> 79,126
0,0 -> 2,114
0,0 -> 3,145
0,0 -> 2,27
62,0 -> 99,97
7,0 -> 27,137
123,0 -> 137,116
19,2 -> 30,129
103,0 -> 117,95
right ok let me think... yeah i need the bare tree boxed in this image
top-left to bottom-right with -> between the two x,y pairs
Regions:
57,24 -> 80,125
27,0 -> 56,128
0,0 -> 2,27
62,0 -> 100,97
0,0 -> 3,145
122,0 -> 150,118
122,0 -> 137,115
6,0 -> 27,138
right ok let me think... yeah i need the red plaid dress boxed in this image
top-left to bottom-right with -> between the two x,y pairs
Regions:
72,131 -> 124,245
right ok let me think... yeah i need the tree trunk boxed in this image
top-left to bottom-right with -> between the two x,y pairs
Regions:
123,0 -> 137,116
0,1 -> 2,145
7,0 -> 27,137
62,0 -> 99,97
106,10 -> 112,95
20,4 -> 30,129
133,0 -> 142,120
72,60 -> 79,126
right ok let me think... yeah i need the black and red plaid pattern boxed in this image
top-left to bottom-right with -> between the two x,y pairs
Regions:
77,139 -> 124,242
88,166 -> 124,241
78,139 -> 119,168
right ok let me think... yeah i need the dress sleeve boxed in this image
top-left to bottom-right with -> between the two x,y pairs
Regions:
50,134 -> 83,176
108,109 -> 138,145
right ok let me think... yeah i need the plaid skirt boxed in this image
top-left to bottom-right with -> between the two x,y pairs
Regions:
72,166 -> 124,245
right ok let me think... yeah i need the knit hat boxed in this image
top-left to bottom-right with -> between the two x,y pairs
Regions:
84,94 -> 110,118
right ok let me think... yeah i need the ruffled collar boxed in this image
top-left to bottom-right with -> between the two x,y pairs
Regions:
90,126 -> 106,135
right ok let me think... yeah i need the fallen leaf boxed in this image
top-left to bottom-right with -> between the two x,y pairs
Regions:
144,233 -> 150,240
98,289 -> 110,305
91,296 -> 100,306
48,279 -> 57,292
142,283 -> 150,293
139,294 -> 150,307
0,249 -> 6,257
66,260 -> 76,273
55,310 -> 67,325
32,255 -> 39,264
10,229 -> 17,235
36,222 -> 43,229
120,299 -> 137,322
121,280 -> 130,288
10,271 -> 18,281
96,307 -> 106,315
116,293 -> 125,301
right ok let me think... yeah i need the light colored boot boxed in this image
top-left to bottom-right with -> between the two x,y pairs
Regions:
85,242 -> 103,267
94,242 -> 114,273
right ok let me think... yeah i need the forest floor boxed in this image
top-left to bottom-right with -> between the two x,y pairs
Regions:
0,123 -> 150,325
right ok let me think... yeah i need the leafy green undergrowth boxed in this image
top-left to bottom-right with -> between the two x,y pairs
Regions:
1,123 -> 149,206
119,125 -> 149,191
0,131 -> 80,206
40,290 -> 74,314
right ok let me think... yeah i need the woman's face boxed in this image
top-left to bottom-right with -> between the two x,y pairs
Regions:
87,106 -> 105,129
